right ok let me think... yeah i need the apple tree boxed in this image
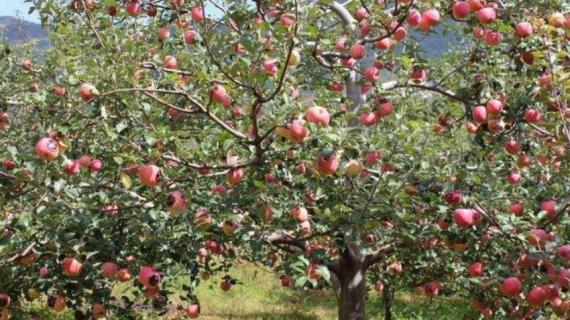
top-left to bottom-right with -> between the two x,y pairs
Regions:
1,0 -> 570,319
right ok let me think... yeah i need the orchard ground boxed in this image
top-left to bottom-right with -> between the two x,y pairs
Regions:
23,263 -> 484,319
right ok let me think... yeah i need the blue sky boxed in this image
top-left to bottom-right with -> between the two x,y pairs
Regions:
0,2 -> 39,22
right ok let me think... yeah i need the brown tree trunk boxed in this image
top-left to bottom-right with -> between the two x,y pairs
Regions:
337,247 -> 367,320
383,283 -> 393,320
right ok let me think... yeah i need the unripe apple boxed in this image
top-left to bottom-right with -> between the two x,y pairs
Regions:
21,58 -> 33,71
407,10 -> 421,26
472,105 -> 487,123
527,286 -> 547,307
504,140 -> 520,155
80,83 -> 98,101
289,49 -> 301,66
549,13 -> 566,28
163,55 -> 177,69
422,9 -> 440,26
101,262 -> 118,279
211,85 -> 231,107
364,66 -> 380,82
515,22 -> 533,38
360,111 -> 379,126
468,262 -> 484,277
191,6 -> 204,22
166,190 -> 187,217
127,0 -> 142,17
48,295 -> 66,312
186,304 -> 200,318
138,164 -> 161,187
62,257 -> 83,277
158,27 -> 171,41
222,220 -> 239,235
345,160 -> 363,176
63,159 -> 80,176
375,38 -> 392,50
523,108 -> 541,123
477,7 -> 496,24
484,31 -> 502,46
117,268 -> 132,282
350,44 -> 366,60
35,137 -> 59,161
452,2 -> 470,20
485,99 -> 503,114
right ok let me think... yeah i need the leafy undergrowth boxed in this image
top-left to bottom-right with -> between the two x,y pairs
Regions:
20,263 -> 481,319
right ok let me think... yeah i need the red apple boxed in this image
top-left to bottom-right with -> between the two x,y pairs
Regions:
360,111 -> 379,126
305,106 -> 330,126
485,99 -> 503,114
393,27 -> 407,40
211,85 -> 231,107
127,0 -> 142,17
350,44 -> 366,60
101,262 -> 118,279
186,304 -> 200,318
63,159 -> 80,176
158,27 -> 170,41
504,140 -> 520,155
35,137 -> 59,161
191,6 -> 204,22
364,66 -> 380,82
452,2 -> 471,20
227,168 -> 244,185
80,83 -> 98,101
316,154 -> 339,176
468,262 -> 484,277
484,31 -> 502,46
138,164 -> 161,187
166,190 -> 187,216
163,55 -> 177,69
453,208 -> 477,228
407,10 -> 422,26
501,277 -> 522,296
524,108 -> 541,123
515,22 -> 533,38
422,9 -> 441,26
477,7 -> 496,24
508,202 -> 524,216
281,276 -> 293,287
62,257 -> 83,277
139,266 -> 160,287
527,286 -> 547,307
375,38 -> 392,50
89,159 -> 102,172
472,105 -> 487,123
117,268 -> 132,282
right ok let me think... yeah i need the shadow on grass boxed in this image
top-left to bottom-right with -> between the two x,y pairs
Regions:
201,311 -> 321,320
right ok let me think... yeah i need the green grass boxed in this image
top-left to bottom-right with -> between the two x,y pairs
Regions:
19,263 -> 480,319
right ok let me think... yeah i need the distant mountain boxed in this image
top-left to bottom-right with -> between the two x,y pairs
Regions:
0,16 -> 49,50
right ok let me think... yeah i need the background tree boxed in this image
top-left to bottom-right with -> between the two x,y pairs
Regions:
0,0 -> 570,319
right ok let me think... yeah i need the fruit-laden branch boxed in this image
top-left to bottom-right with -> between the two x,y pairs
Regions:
162,154 -> 260,173
540,198 -> 570,228
361,0 -> 415,44
382,80 -> 468,105
81,87 -> 248,140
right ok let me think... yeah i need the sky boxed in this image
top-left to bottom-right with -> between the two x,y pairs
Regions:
0,2 -> 39,22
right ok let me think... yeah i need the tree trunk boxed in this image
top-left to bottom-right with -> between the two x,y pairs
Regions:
337,247 -> 367,320
383,283 -> 392,320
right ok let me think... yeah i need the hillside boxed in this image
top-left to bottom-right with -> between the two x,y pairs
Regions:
0,16 -> 49,50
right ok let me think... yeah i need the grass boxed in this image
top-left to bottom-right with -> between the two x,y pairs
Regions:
19,263 -> 480,319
